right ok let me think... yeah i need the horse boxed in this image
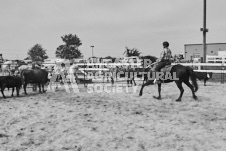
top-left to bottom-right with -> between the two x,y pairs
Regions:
139,59 -> 199,102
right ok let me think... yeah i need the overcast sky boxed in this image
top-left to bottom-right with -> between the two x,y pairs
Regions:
0,0 -> 226,60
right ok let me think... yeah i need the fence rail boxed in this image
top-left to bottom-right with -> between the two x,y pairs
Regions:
1,62 -> 225,74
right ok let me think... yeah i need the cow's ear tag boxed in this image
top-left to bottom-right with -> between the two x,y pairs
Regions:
207,74 -> 210,78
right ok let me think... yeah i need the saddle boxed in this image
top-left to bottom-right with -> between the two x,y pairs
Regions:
160,65 -> 173,74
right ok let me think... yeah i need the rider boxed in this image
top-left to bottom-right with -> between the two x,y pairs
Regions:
154,41 -> 173,84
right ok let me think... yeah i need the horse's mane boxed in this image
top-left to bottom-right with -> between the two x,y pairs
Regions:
141,55 -> 158,63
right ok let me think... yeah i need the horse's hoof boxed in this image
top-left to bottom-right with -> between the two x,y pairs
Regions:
139,93 -> 142,96
153,96 -> 161,100
175,99 -> 181,102
193,95 -> 198,100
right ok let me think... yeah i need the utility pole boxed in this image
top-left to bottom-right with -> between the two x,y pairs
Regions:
200,0 -> 208,63
90,45 -> 94,58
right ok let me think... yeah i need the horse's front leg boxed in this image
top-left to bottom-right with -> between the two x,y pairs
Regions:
153,83 -> 161,100
139,80 -> 153,96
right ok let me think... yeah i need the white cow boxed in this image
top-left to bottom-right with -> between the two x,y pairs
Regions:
1,61 -> 13,75
67,64 -> 79,83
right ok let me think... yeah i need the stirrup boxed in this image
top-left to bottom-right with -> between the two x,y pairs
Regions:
153,79 -> 157,84
154,79 -> 160,84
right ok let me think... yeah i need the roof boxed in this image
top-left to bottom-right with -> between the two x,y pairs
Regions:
185,43 -> 226,46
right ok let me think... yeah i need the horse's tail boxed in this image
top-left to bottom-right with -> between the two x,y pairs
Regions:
186,66 -> 198,92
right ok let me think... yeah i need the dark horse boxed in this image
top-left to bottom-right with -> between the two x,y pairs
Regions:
139,60 -> 198,102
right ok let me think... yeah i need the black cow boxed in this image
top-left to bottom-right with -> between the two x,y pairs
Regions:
0,76 -> 22,98
194,72 -> 213,86
20,69 -> 48,95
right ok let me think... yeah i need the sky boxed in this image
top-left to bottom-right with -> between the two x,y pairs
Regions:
0,0 -> 226,60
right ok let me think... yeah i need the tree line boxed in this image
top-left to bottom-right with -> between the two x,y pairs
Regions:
26,33 -> 152,62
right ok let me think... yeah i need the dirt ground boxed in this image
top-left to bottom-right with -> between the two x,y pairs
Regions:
0,81 -> 226,151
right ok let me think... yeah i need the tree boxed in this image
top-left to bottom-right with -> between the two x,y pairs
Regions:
104,56 -> 116,62
123,47 -> 141,57
56,34 -> 83,59
27,44 -> 48,62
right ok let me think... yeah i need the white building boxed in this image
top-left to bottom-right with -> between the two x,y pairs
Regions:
184,43 -> 226,62
207,50 -> 226,63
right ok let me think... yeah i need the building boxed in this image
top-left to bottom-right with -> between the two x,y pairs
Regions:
88,57 -> 100,63
184,43 -> 226,62
207,51 -> 226,63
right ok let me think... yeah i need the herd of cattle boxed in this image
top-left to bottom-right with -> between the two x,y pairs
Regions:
0,69 -> 49,98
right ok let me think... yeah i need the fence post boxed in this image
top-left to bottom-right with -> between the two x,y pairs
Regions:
221,63 -> 224,84
84,62 -> 86,87
223,67 -> 224,84
198,63 -> 201,70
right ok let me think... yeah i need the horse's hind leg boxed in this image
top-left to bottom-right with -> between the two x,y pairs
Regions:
175,81 -> 184,102
184,80 -> 198,100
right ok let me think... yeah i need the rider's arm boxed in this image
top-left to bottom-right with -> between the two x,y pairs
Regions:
159,49 -> 165,62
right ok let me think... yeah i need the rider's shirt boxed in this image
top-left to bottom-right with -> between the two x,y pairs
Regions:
160,48 -> 172,62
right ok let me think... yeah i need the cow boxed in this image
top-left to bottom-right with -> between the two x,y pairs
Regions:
20,69 -> 48,95
194,72 -> 213,86
0,76 -> 22,98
